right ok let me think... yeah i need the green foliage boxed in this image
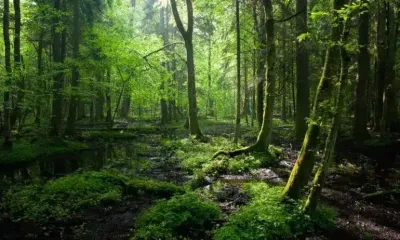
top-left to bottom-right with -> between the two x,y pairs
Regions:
133,192 -> 221,240
0,139 -> 89,165
4,171 -> 126,221
214,182 -> 336,240
125,178 -> 185,198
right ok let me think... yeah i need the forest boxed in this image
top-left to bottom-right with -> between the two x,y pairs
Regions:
0,0 -> 399,239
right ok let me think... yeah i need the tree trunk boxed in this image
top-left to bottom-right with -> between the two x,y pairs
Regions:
11,0 -> 22,129
3,0 -> 12,150
160,5 -> 169,125
170,0 -> 202,137
295,0 -> 310,140
234,0 -> 241,144
281,37 -> 287,122
256,3 -> 267,129
35,32 -> 44,126
353,0 -> 370,141
66,0 -> 81,135
50,0 -> 64,136
106,67 -> 112,123
244,58 -> 249,126
95,73 -> 105,121
282,0 -> 346,200
374,1 -> 386,131
304,20 -> 350,214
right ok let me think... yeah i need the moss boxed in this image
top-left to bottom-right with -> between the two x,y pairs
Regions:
81,131 -> 137,140
214,182 -> 336,240
0,139 -> 90,165
4,171 -> 126,221
125,178 -> 185,198
133,192 -> 221,240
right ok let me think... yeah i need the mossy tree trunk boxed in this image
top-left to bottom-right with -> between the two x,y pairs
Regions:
256,3 -> 267,129
282,0 -> 346,200
304,20 -> 350,214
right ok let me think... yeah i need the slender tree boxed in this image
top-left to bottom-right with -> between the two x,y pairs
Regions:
234,0 -> 241,144
3,0 -> 12,149
295,0 -> 310,140
170,0 -> 202,137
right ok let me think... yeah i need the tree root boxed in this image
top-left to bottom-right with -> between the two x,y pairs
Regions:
212,145 -> 256,159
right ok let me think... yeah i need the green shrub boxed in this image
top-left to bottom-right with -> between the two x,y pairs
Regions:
125,178 -> 185,197
4,171 -> 126,221
214,182 -> 336,240
133,192 -> 221,240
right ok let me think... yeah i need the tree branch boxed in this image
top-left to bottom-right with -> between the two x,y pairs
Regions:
143,42 -> 184,59
274,9 -> 306,23
170,0 -> 187,37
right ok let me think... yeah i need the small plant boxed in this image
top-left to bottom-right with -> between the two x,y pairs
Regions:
133,192 -> 221,240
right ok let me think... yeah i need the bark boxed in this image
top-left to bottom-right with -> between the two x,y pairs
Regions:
295,0 -> 310,140
66,0 -> 81,135
3,0 -> 12,150
282,0 -> 346,200
353,0 -> 370,141
234,0 -> 241,144
170,0 -> 202,137
304,21 -> 350,214
50,0 -> 64,136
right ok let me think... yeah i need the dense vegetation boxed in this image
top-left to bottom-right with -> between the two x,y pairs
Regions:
0,0 -> 399,239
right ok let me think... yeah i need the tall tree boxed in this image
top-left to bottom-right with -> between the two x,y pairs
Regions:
3,0 -> 12,149
353,0 -> 370,141
170,0 -> 202,137
66,0 -> 82,135
256,1 -> 267,129
11,0 -> 22,128
295,0 -> 310,140
50,0 -> 64,136
282,0 -> 346,200
234,0 -> 241,144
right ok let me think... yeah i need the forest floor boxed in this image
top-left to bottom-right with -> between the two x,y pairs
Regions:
0,119 -> 399,240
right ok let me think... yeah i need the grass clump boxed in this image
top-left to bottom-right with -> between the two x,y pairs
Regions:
125,178 -> 185,198
4,171 -> 126,221
0,138 -> 89,165
214,182 -> 336,240
133,192 -> 221,240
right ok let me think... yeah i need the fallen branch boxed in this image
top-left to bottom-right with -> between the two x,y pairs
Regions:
362,188 -> 400,199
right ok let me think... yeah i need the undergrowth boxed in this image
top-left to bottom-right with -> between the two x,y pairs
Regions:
133,192 -> 221,240
0,138 -> 89,165
167,137 -> 282,177
2,171 -> 184,221
81,131 -> 137,141
214,182 -> 336,240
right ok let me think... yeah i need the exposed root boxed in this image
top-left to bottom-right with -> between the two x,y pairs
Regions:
212,145 -> 255,159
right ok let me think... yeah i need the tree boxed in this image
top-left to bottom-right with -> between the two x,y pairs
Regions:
353,0 -> 370,141
213,0 -> 276,157
3,0 -> 13,150
233,0 -> 241,144
282,0 -> 347,200
170,0 -> 202,138
50,0 -> 65,136
295,0 -> 310,140
66,0 -> 82,135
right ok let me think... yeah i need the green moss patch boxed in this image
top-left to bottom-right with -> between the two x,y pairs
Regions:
2,171 -> 185,222
0,139 -> 89,165
214,182 -> 336,240
133,192 -> 221,240
125,178 -> 185,198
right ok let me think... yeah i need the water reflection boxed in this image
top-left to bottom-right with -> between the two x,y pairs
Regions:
0,143 -> 150,184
